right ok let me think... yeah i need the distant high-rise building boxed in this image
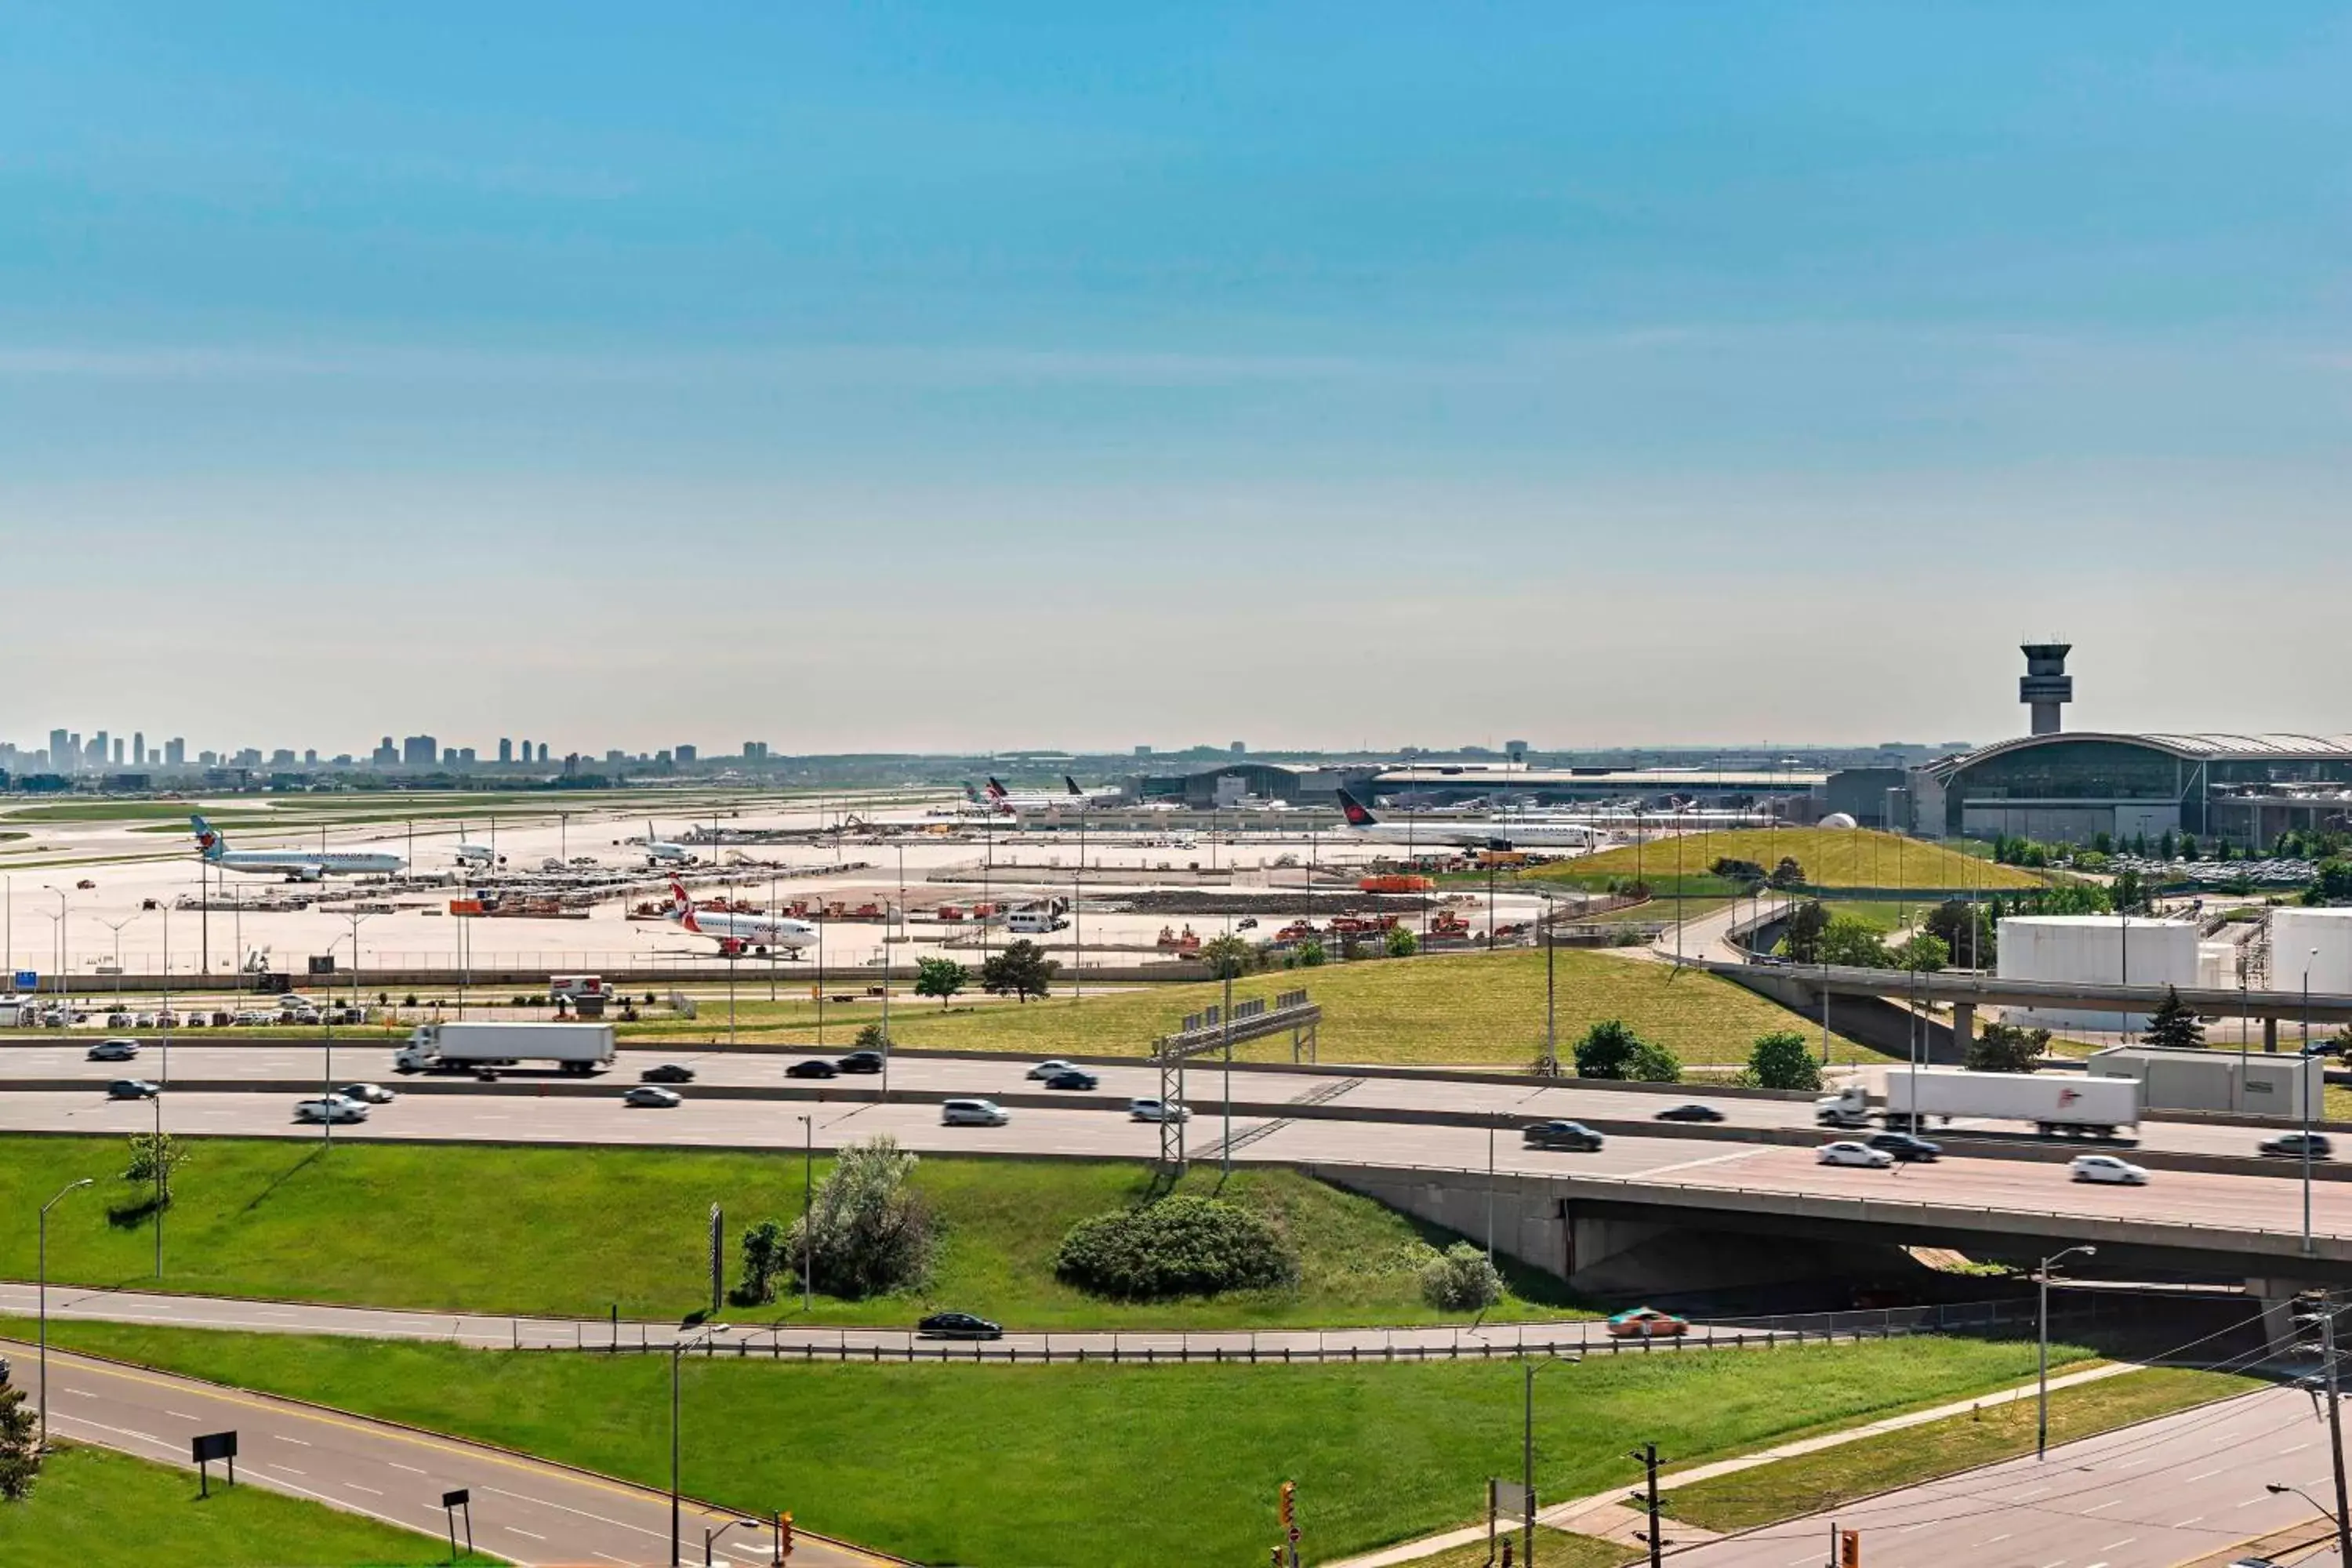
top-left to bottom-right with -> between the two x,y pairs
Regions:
676,745 -> 698,765
199,750 -> 219,766
234,747 -> 263,768
132,731 -> 145,766
165,737 -> 186,768
537,742 -> 549,764
401,735 -> 438,767
1229,741 -> 1247,755
519,738 -> 532,765
111,738 -> 125,767
743,742 -> 768,763
303,749 -> 318,765
454,746 -> 477,766
499,739 -> 514,764
1134,745 -> 1152,757
49,730 -> 71,771
271,749 -> 296,766
89,731 -> 109,768
372,736 -> 397,767
607,749 -> 626,767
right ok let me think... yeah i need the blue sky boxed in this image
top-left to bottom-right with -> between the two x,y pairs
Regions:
3,2 -> 2347,753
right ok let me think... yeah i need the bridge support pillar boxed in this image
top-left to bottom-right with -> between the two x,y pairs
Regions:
2265,1016 -> 2279,1054
2248,1278 -> 2326,1357
1951,1003 -> 1975,1050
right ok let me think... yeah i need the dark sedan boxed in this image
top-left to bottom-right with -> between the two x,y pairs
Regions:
107,1079 -> 162,1101
785,1058 -> 839,1080
1653,1103 -> 1725,1123
836,1050 -> 885,1075
1522,1120 -> 1605,1152
639,1063 -> 696,1083
1866,1131 -> 1943,1163
917,1312 -> 1003,1341
1043,1069 -> 1100,1091
2259,1132 -> 2333,1161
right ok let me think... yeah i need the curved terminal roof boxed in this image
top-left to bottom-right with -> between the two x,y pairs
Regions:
1930,731 -> 2352,779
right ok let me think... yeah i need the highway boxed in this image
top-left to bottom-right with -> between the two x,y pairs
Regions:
5,1337 -> 883,1566
1661,1384 -> 2344,1568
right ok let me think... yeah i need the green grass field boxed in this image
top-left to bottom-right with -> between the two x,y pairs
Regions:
2,1319 -> 2091,1568
1659,1366 -> 2256,1533
1396,1533 -> 1635,1568
0,1443 -> 499,1567
0,1137 -> 1587,1327
614,946 -> 1866,1068
1529,829 -> 2044,893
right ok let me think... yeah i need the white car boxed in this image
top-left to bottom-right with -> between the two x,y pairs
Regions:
86,1038 -> 141,1062
1025,1059 -> 1076,1080
1129,1098 -> 1193,1124
942,1098 -> 1010,1127
623,1086 -> 683,1108
2071,1154 -> 2149,1185
294,1096 -> 368,1124
1817,1141 -> 1894,1168
337,1083 -> 397,1105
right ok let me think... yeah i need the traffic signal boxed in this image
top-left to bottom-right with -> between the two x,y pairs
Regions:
1839,1527 -> 1860,1567
1279,1480 -> 1296,1530
777,1511 -> 793,1561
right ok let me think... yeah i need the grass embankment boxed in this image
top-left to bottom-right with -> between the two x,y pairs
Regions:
622,946 -> 1868,1066
0,1443 -> 499,1567
1661,1366 -> 2256,1533
2,1319 -> 2093,1568
1398,1534 -> 1634,1568
1526,829 -> 2045,894
0,1138 -> 1584,1327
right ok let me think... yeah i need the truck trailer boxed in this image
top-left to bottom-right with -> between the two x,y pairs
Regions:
394,1021 -> 616,1076
1878,1069 -> 2137,1137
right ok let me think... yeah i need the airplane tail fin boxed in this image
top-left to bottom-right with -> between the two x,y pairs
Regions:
963,782 -> 981,802
1065,775 -> 1084,797
985,779 -> 1008,800
1334,788 -> 1377,828
191,815 -> 226,858
669,878 -> 700,932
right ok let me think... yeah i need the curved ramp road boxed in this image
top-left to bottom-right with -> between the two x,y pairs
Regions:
2,1338 -> 886,1567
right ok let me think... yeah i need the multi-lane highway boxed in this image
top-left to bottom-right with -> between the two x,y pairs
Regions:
5,1337 -> 884,1566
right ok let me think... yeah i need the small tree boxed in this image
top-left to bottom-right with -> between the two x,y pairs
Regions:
1420,1242 -> 1504,1312
1780,901 -> 1831,964
1747,1030 -> 1823,1091
2111,867 -> 2147,914
1818,916 -> 1892,969
1965,1021 -> 2049,1073
734,1218 -> 788,1305
1294,937 -> 1327,967
1768,856 -> 1806,890
1890,932 -> 1950,973
788,1135 -> 936,1298
1385,925 -> 1418,958
1573,1019 -> 1680,1082
913,956 -> 967,1009
1200,934 -> 1251,979
0,1381 -> 38,1501
2142,985 -> 2205,1050
854,1021 -> 888,1051
1923,899 -> 1995,967
124,1131 -> 191,1206
978,939 -> 1060,1003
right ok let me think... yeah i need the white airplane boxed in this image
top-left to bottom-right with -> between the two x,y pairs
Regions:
985,777 -> 1068,814
1062,775 -> 1123,808
1332,789 -> 1601,851
643,821 -> 695,866
453,840 -> 495,868
956,782 -> 1014,818
664,879 -> 815,956
191,815 -> 406,881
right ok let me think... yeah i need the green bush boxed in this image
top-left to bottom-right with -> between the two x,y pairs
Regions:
1053,1196 -> 1299,1300
1745,1031 -> 1822,1091
1572,1018 -> 1681,1082
1418,1242 -> 1504,1312
787,1137 -> 935,1298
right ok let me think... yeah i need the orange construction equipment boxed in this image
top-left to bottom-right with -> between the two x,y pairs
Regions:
1359,874 -> 1434,894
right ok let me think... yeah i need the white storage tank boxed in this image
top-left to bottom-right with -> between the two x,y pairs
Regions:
2198,940 -> 2244,992
2270,907 -> 2352,996
1996,914 -> 2199,1033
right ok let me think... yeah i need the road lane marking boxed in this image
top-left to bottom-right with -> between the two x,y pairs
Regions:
2099,1539 -> 2135,1551
346,1483 -> 383,1495
162,1409 -> 199,1421
266,1464 -> 307,1476
2083,1499 -> 2120,1512
503,1526 -> 547,1541
272,1433 -> 311,1445
389,1461 -> 428,1474
2185,1467 -> 2226,1481
1631,1145 -> 1777,1180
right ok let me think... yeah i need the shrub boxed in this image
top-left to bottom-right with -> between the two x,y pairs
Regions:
1054,1196 -> 1299,1299
1965,1021 -> 2049,1074
1573,1019 -> 1682,1082
1419,1242 -> 1504,1312
1746,1031 -> 1822,1091
1711,858 -> 1768,884
1385,925 -> 1419,958
1767,857 -> 1806,889
787,1136 -> 935,1298
1294,937 -> 1327,967
854,1022 -> 889,1050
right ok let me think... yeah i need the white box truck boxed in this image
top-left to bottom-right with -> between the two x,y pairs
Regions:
1883,1069 -> 2138,1138
394,1021 -> 616,1076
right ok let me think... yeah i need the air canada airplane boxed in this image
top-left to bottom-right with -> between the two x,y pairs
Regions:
643,822 -> 694,866
190,815 -> 407,881
1332,789 -> 1601,851
664,879 -> 816,955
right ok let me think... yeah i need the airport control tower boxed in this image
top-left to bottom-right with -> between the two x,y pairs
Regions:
2020,643 -> 2073,735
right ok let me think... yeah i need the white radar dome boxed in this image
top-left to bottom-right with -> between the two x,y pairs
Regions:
1818,812 -> 1860,829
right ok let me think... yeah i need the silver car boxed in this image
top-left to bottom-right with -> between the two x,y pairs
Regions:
294,1096 -> 368,1124
87,1038 -> 141,1062
942,1098 -> 1010,1127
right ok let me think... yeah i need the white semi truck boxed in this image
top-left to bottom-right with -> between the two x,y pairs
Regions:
1815,1070 -> 2139,1138
394,1021 -> 616,1076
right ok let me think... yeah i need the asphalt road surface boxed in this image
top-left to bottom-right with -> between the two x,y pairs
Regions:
1662,1384 -> 2343,1568
4,1337 -> 883,1566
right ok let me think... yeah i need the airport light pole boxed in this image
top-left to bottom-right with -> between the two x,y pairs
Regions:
2304,949 -> 2321,1257
671,1321 -> 731,1566
41,885 -> 67,1010
157,904 -> 172,1277
798,1114 -> 815,1313
1520,1352 -> 1583,1566
96,912 -> 139,1009
2035,1244 -> 2095,1458
38,1178 -> 95,1450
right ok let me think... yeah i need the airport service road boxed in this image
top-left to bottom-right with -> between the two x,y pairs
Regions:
0,1039 -> 2322,1167
3,1339 -> 881,1568
1663,1385 -> 2339,1568
9,1088 -> 2352,1249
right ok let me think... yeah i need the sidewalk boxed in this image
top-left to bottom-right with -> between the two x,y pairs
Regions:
1323,1361 -> 2140,1568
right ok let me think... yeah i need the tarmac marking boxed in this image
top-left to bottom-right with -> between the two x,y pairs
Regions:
1631,1145 -> 1776,1180
2083,1499 -> 2120,1513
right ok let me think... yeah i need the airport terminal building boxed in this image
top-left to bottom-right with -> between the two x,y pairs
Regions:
1912,731 -> 2352,846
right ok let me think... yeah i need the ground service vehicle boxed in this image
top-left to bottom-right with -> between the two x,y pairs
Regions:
1885,1069 -> 2138,1138
394,1022 -> 616,1076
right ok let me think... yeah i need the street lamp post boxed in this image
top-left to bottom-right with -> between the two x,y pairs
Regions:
798,1113 -> 815,1313
96,913 -> 139,1011
672,1322 -> 731,1566
1520,1352 -> 1582,1566
2036,1244 -> 2095,1458
39,1178 -> 95,1448
2303,949 -> 2322,1256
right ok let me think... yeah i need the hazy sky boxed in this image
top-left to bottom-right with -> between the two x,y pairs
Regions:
4,2 -> 2347,757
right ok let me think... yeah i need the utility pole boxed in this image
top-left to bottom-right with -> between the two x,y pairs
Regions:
2326,1304 -> 2352,1568
1632,1443 -> 1663,1568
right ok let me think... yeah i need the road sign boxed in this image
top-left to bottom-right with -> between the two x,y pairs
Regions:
10,971 -> 34,993
1287,1526 -> 1301,1543
441,1488 -> 470,1508
192,1430 -> 237,1496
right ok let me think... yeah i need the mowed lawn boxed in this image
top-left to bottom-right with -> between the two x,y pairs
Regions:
5,1319 -> 2089,1568
0,1443 -> 495,1568
1529,829 -> 2043,893
0,1137 -> 1585,1327
623,946 -> 1862,1066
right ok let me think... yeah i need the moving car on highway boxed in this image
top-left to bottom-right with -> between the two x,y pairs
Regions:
1817,1141 -> 1894,1168
623,1086 -> 683,1108
1129,1098 -> 1191,1123
107,1079 -> 161,1101
918,1312 -> 1003,1341
1606,1307 -> 1690,1339
1044,1069 -> 1099,1091
837,1050 -> 884,1075
294,1095 -> 368,1124
1865,1131 -> 1942,1163
2259,1132 -> 2333,1161
942,1098 -> 1010,1127
2070,1153 -> 2149,1185
1523,1120 -> 1605,1152
1027,1059 -> 1078,1080
338,1083 -> 396,1104
639,1063 -> 696,1083
784,1058 -> 838,1079
87,1038 -> 140,1062
1653,1104 -> 1725,1123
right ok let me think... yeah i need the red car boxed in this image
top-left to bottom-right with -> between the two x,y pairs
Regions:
1606,1308 -> 1690,1340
